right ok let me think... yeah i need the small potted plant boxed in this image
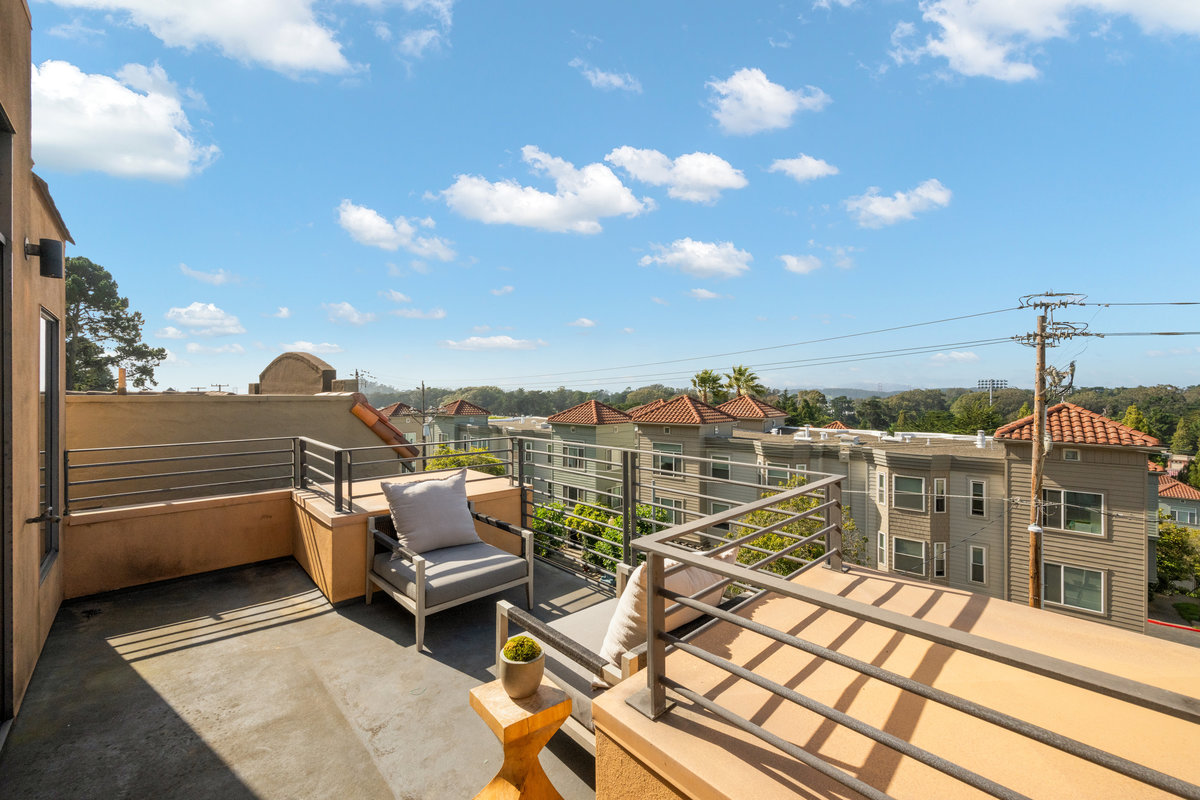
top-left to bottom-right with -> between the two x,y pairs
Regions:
498,634 -> 544,699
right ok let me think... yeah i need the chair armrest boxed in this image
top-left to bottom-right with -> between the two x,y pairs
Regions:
471,509 -> 535,558
500,603 -> 610,677
621,644 -> 647,679
368,518 -> 421,564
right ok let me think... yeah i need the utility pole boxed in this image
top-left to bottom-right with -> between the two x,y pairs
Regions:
1015,293 -> 1088,608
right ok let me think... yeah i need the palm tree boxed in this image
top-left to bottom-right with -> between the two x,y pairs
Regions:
691,369 -> 724,403
725,364 -> 765,398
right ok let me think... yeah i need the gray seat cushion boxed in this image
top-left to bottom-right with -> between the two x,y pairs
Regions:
372,542 -> 527,608
542,598 -> 619,732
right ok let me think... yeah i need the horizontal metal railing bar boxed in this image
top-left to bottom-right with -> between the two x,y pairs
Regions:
71,474 -> 292,505
304,451 -> 336,467
785,548 -> 838,578
526,504 -> 624,545
528,530 -> 618,578
66,436 -> 299,454
658,678 -> 893,800
334,437 -> 510,454
660,590 -> 1200,799
639,465 -> 825,496
305,466 -> 334,483
348,455 -> 427,468
663,637 -> 1029,800
68,460 -> 295,487
641,538 -> 1200,726
738,528 -> 832,571
68,447 -> 295,471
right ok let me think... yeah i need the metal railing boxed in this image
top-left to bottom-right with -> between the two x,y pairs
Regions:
626,482 -> 1200,800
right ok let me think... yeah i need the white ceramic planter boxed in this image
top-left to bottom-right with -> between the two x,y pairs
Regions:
498,639 -> 545,699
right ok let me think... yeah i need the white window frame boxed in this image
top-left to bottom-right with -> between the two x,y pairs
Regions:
892,536 -> 926,576
653,442 -> 683,474
709,501 -> 733,532
1172,507 -> 1198,525
876,470 -> 887,504
563,442 -> 584,470
1041,488 -> 1105,536
1062,448 -> 1081,462
933,542 -> 947,578
563,485 -> 581,503
933,478 -> 947,514
968,545 -> 987,584
764,460 -> 789,487
969,479 -> 987,518
1043,561 -> 1105,614
877,531 -> 887,569
653,493 -> 684,526
892,475 -> 926,512
710,454 -> 731,481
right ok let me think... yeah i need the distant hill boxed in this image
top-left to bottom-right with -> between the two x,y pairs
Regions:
818,387 -> 912,400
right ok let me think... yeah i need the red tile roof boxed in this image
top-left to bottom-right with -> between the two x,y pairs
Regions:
437,399 -> 490,416
1159,474 -> 1200,501
1149,460 -> 1166,473
632,395 -> 735,425
717,395 -> 787,420
994,402 -> 1161,448
627,398 -> 667,417
378,401 -> 414,418
349,395 -> 419,459
825,420 -> 850,430
548,399 -> 631,425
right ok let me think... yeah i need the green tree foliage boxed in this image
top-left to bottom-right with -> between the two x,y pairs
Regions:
1179,459 -> 1200,492
690,369 -> 727,404
1171,415 -> 1200,455
731,476 -> 864,576
1155,511 -> 1200,590
529,500 -> 670,573
424,446 -> 505,476
855,397 -> 889,430
724,365 -> 765,398
65,256 -> 166,390
952,395 -> 1003,435
1014,401 -> 1032,421
829,395 -> 856,424
1121,404 -> 1152,434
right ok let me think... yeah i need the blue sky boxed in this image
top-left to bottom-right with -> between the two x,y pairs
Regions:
29,0 -> 1200,394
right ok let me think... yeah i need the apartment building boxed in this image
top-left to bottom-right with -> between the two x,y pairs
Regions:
1157,473 -> 1200,528
430,398 -> 491,448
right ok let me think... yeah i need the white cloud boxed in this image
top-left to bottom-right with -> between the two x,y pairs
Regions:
930,350 -> 980,363
324,301 -> 375,325
651,297 -> 668,306
441,335 -> 545,351
273,306 -> 291,319
380,289 -> 412,303
42,0 -> 351,75
32,60 -> 218,180
165,302 -> 245,336
155,326 -> 187,339
48,18 -> 106,40
491,285 -> 514,296
337,200 -> 456,261
891,1 -> 1200,82
399,28 -> 442,58
845,179 -> 952,228
442,145 -> 653,234
568,58 -> 641,92
568,317 -> 596,327
780,254 -> 822,275
391,307 -> 447,319
622,327 -> 634,334
605,147 -> 747,204
639,238 -> 752,279
687,288 -> 725,301
281,340 -> 343,354
707,68 -> 830,135
179,263 -> 236,285
185,342 -> 245,355
769,154 -> 839,183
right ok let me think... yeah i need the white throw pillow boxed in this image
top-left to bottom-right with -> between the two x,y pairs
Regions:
380,469 -> 480,555
598,549 -> 736,665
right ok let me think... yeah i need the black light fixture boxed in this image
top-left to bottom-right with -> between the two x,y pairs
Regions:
25,238 -> 64,279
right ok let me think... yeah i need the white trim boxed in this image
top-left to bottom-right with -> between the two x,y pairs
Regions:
933,478 -> 947,514
877,531 -> 887,570
1062,448 -> 1080,462
876,470 -> 887,504
710,501 -> 733,532
653,442 -> 683,474
1041,487 -> 1105,537
1042,560 -> 1105,614
891,536 -> 925,576
968,545 -> 987,585
933,542 -> 947,578
969,478 -> 987,518
710,454 -> 731,480
892,474 -> 926,513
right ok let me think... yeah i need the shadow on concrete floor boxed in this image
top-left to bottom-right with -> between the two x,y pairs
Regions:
1147,592 -> 1200,648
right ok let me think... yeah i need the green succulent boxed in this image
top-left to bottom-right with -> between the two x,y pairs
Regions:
501,635 -> 542,662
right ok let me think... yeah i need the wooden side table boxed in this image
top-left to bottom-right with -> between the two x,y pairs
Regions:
469,678 -> 572,800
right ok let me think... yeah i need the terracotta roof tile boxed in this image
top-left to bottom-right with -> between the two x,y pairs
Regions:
1159,474 -> 1200,501
717,395 -> 788,420
627,398 -> 667,417
994,402 -> 1161,448
437,399 -> 490,416
632,395 -> 735,425
1149,460 -> 1166,473
825,421 -> 850,430
548,399 -> 632,425
378,401 -> 414,418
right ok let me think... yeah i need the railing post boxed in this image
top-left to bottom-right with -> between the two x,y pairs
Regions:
826,479 -> 844,572
62,449 -> 70,516
628,551 -> 671,720
295,439 -> 306,489
346,451 -> 354,512
621,449 -> 636,566
516,439 -> 527,529
333,449 -> 344,513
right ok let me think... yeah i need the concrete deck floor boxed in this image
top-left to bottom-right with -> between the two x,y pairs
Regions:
0,558 -> 611,799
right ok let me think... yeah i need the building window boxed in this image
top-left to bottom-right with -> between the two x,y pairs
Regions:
710,501 -> 732,532
1041,489 -> 1104,536
933,478 -> 946,513
876,471 -> 887,504
564,485 -> 581,503
892,537 -> 925,575
933,542 -> 947,578
1172,508 -> 1198,525
892,475 -> 926,512
563,443 -> 584,470
1043,562 -> 1104,613
653,443 -> 683,474
39,311 -> 61,567
710,455 -> 731,481
969,479 -> 987,517
877,531 -> 887,569
523,445 -> 534,463
663,427 -> 671,435
653,493 -> 684,526
1063,448 -> 1081,462
969,546 -> 987,584
764,461 -> 789,487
